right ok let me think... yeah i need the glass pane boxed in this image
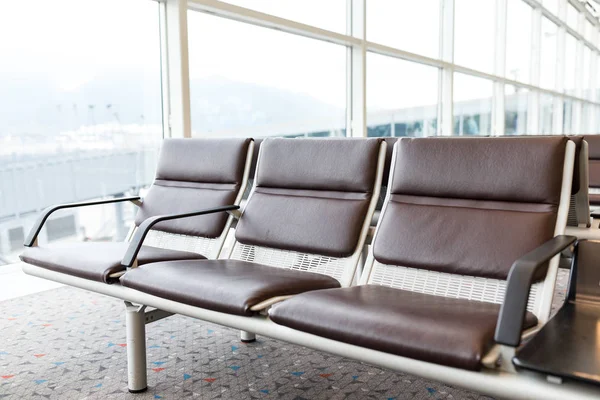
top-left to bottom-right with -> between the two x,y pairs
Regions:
505,86 -> 529,135
367,0 -> 440,59
453,73 -> 493,136
565,34 -> 577,95
566,3 -> 578,30
582,103 -> 593,133
542,0 -> 558,15
563,99 -> 574,134
220,0 -> 346,34
506,0 -> 532,83
367,53 -> 439,137
455,0 -> 495,73
539,94 -> 555,134
0,0 -> 162,263
540,18 -> 558,90
188,11 -> 346,138
585,19 -> 594,43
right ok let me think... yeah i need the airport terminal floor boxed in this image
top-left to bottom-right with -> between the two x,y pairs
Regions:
0,267 -> 571,399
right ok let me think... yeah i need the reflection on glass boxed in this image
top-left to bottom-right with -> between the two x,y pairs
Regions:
455,0 -> 495,73
188,11 -> 346,138
366,53 -> 439,137
540,94 -> 554,134
506,0 -> 532,83
0,0 -> 162,263
540,18 -> 558,90
220,0 -> 346,34
453,73 -> 493,136
565,34 -> 577,96
505,85 -> 528,135
367,0 -> 440,59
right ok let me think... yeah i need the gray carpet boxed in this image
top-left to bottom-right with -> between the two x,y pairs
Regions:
0,270 -> 569,399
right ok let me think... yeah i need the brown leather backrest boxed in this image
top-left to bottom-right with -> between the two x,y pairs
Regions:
373,136 -> 568,281
135,138 -> 252,238
584,135 -> 600,188
236,138 -> 383,258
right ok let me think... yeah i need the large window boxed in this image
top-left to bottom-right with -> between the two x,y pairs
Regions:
454,0 -> 496,73
454,73 -> 493,136
0,0 -> 162,263
6,0 -> 600,268
187,11 -> 346,139
367,0 -> 441,59
366,54 -> 439,137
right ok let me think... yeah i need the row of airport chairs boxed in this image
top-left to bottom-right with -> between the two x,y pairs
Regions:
18,136 -> 600,399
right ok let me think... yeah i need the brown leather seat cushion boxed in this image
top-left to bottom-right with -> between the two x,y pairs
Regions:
20,242 -> 205,284
120,260 -> 341,316
269,285 -> 538,371
590,193 -> 600,206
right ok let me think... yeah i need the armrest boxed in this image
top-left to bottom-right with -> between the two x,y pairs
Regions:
494,235 -> 577,347
120,204 -> 240,269
24,196 -> 142,247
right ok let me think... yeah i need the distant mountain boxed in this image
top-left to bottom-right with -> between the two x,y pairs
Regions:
0,72 -> 344,138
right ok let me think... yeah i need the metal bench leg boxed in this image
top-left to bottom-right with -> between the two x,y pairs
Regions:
240,330 -> 256,343
125,302 -> 148,393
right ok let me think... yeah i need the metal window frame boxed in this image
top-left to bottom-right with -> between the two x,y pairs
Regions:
156,0 -> 600,138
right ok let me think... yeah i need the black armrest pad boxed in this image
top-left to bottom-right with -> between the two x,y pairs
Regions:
120,204 -> 239,269
494,235 -> 577,347
24,196 -> 141,247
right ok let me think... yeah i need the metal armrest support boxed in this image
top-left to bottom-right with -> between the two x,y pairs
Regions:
24,196 -> 142,247
494,235 -> 577,347
120,204 -> 240,269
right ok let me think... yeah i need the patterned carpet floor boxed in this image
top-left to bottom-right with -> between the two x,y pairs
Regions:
0,270 -> 569,400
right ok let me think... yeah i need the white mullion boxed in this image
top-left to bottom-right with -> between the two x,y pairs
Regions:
529,6 -> 542,134
349,0 -> 366,137
493,0 -> 507,136
164,0 -> 192,138
440,0 -> 455,136
159,1 -> 171,139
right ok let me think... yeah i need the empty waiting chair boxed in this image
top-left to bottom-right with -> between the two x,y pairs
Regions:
565,136 -> 590,228
20,138 -> 253,284
584,135 -> 600,207
270,136 -> 575,372
119,138 -> 385,316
